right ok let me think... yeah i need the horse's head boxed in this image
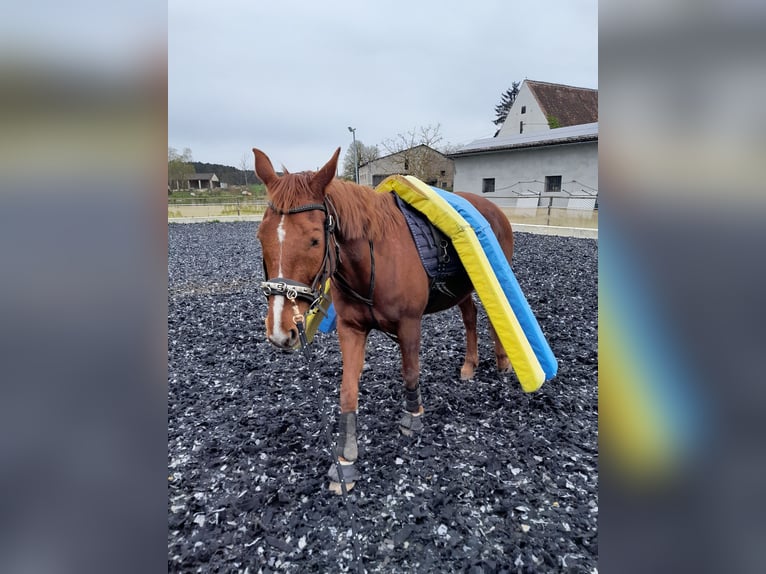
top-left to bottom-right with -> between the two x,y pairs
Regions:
254,147 -> 340,349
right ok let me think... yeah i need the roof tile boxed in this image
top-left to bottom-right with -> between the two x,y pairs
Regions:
526,80 -> 598,127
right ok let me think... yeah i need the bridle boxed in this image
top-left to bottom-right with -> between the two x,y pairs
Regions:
260,200 -> 336,351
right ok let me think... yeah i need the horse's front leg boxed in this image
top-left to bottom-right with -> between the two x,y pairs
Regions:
397,319 -> 425,436
327,321 -> 368,493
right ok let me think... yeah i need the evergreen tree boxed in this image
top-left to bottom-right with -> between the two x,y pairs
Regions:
493,81 -> 521,126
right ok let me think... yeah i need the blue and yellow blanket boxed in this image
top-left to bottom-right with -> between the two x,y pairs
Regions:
305,175 -> 557,392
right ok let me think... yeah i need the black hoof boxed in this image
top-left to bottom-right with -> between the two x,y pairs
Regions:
399,410 -> 424,436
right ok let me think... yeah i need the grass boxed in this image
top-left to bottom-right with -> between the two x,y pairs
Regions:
168,184 -> 266,203
168,203 -> 267,219
220,204 -> 267,216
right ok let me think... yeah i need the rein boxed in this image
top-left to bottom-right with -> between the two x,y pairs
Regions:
259,199 -> 363,571
292,324 -> 363,572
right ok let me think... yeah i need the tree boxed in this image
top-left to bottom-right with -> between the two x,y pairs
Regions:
239,152 -> 250,187
168,146 -> 194,191
380,124 -> 449,184
493,81 -> 521,126
341,141 -> 380,180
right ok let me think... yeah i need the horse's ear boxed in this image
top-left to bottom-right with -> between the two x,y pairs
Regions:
253,148 -> 278,187
310,147 -> 341,195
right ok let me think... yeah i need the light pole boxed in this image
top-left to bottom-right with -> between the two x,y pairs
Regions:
347,126 -> 358,184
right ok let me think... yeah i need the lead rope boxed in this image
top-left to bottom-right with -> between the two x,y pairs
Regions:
290,295 -> 313,364
288,294 -> 364,573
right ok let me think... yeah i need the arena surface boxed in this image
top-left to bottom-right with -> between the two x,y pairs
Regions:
168,221 -> 598,572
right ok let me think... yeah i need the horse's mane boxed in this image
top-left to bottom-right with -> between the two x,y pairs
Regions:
267,173 -> 400,242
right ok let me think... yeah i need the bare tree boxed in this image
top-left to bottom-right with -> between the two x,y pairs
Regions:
381,124 -> 448,183
239,152 -> 250,187
382,124 -> 444,154
438,142 -> 461,155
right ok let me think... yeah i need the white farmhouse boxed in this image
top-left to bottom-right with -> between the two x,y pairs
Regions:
451,80 -> 598,217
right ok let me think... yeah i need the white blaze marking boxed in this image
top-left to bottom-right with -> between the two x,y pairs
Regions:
271,295 -> 288,344
270,215 -> 288,344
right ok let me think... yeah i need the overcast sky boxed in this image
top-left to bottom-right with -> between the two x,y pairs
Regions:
169,0 -> 597,171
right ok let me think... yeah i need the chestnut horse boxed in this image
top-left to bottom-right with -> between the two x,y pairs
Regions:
254,147 -> 515,491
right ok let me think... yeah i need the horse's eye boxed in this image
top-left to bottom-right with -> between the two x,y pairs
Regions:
310,238 -> 320,247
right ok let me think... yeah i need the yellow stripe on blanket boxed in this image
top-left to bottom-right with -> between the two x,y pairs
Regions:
377,175 -> 545,392
303,278 -> 332,343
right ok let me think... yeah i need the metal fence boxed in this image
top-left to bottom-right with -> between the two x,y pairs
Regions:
487,179 -> 598,229
498,199 -> 598,229
167,186 -> 598,229
167,198 -> 268,219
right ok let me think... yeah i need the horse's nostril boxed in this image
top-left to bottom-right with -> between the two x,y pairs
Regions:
288,328 -> 299,347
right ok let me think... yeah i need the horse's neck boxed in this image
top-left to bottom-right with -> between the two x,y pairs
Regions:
327,183 -> 377,245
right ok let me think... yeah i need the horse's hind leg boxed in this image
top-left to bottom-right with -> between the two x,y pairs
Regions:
489,321 -> 512,373
397,318 -> 425,436
458,297 -> 479,380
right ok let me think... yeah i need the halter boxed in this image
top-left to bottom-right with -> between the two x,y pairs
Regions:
260,201 -> 335,298
260,201 -> 336,351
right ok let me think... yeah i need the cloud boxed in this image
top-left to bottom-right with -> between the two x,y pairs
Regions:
169,0 -> 598,167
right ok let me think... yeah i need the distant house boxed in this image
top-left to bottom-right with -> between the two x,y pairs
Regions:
451,80 -> 598,213
185,173 -> 221,190
358,145 -> 454,190
497,79 -> 598,137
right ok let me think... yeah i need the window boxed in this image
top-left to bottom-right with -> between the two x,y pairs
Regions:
404,159 -> 410,171
440,170 -> 446,176
521,105 -> 526,114
482,178 -> 495,193
545,175 -> 562,193
519,121 -> 524,134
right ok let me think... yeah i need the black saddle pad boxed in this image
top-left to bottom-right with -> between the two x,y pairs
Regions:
392,193 -> 461,280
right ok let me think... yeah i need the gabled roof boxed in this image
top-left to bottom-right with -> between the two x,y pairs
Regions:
450,122 -> 598,158
525,80 -> 598,127
359,144 -> 449,168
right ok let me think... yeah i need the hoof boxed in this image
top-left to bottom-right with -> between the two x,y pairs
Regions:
327,459 -> 360,495
460,362 -> 477,380
328,480 -> 356,495
399,408 -> 424,436
496,356 -> 512,373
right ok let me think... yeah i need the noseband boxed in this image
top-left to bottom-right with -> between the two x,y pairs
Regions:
260,201 -> 335,312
